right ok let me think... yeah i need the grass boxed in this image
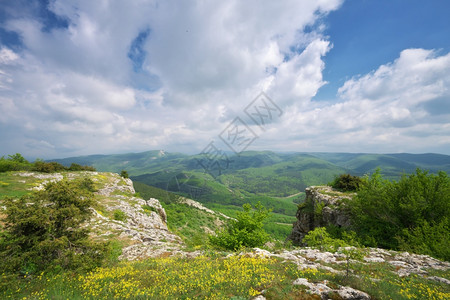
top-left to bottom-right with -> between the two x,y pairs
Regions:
133,182 -> 298,244
202,203 -> 297,241
0,171 -> 119,200
0,172 -> 36,198
141,204 -> 157,214
162,202 -> 226,248
1,251 -> 448,300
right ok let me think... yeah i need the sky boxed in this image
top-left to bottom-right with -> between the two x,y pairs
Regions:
0,0 -> 450,159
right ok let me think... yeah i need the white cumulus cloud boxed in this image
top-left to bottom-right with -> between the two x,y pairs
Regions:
1,0 -> 449,158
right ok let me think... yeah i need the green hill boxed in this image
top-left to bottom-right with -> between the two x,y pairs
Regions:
49,150 -> 450,240
307,152 -> 450,177
51,150 -> 190,175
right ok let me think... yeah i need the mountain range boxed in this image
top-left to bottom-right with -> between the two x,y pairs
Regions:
50,150 -> 450,240
51,150 -> 450,181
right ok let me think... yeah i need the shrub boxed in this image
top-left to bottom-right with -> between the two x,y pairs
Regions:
0,153 -> 96,173
330,174 -> 363,191
68,163 -> 96,171
31,161 -> 66,173
350,168 -> 450,260
303,227 -> 364,277
120,170 -> 129,178
113,209 -> 127,222
0,178 -> 109,274
396,218 -> 450,261
142,204 -> 156,215
209,202 -> 271,251
0,153 -> 31,172
303,227 -> 347,252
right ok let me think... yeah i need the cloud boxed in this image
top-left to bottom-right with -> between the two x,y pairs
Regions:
144,0 -> 341,107
1,0 -> 449,158
338,49 -> 450,105
273,48 -> 450,153
0,0 -> 345,158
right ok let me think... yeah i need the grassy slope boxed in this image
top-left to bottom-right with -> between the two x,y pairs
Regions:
0,172 -> 37,198
133,180 -> 297,241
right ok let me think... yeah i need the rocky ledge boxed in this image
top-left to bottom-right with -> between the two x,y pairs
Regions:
289,185 -> 353,245
15,171 -> 185,260
233,247 -> 450,300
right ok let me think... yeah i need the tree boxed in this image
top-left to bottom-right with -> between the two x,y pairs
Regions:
120,170 -> 129,178
350,168 -> 450,260
209,202 -> 271,251
7,153 -> 28,164
0,153 -> 31,172
0,178 -> 109,274
330,173 -> 363,191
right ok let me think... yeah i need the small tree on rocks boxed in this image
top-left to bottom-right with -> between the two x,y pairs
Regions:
0,178 -> 109,274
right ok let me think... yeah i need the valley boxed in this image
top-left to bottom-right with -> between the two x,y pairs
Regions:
51,150 -> 450,241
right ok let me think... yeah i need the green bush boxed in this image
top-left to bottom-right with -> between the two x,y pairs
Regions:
0,154 -> 31,172
396,218 -> 449,261
209,202 -> 271,251
330,173 -> 363,191
68,163 -> 96,171
141,204 -> 156,215
113,209 -> 127,222
0,178 -> 109,274
120,170 -> 129,178
32,160 -> 66,173
0,153 -> 96,173
303,227 -> 347,252
350,168 -> 450,260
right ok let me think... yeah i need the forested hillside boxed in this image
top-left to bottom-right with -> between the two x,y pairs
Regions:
49,150 -> 450,242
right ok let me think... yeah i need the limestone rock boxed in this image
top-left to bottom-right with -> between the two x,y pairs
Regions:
337,286 -> 370,299
293,278 -> 370,299
232,247 -> 449,285
389,251 -> 450,277
17,172 -> 64,190
427,276 -> 450,285
293,278 -> 332,297
96,173 -> 135,196
178,197 -> 231,220
289,186 -> 353,245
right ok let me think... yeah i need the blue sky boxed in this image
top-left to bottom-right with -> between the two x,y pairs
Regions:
316,0 -> 450,101
0,0 -> 449,159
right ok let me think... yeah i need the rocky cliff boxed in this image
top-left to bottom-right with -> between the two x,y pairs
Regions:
289,185 -> 353,245
8,171 -> 197,260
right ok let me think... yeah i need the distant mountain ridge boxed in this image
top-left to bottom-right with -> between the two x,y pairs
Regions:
51,150 -> 450,178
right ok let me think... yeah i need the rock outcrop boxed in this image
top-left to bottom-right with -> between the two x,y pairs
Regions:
289,186 -> 353,245
292,278 -> 370,299
233,247 -> 450,299
14,171 -> 184,260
